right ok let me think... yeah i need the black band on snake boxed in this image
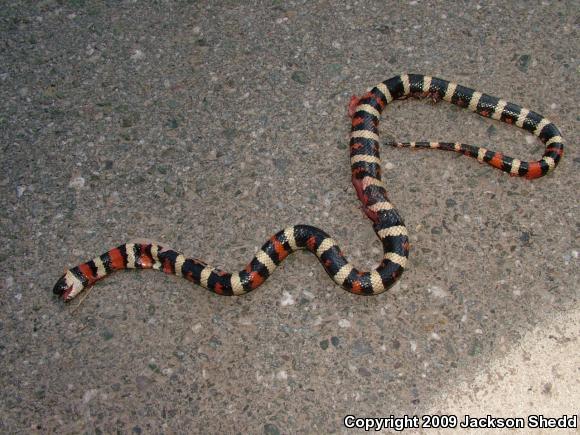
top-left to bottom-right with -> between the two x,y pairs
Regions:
53,74 -> 564,301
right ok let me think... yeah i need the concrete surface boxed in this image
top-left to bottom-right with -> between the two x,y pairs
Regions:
427,307 -> 579,435
0,0 -> 578,433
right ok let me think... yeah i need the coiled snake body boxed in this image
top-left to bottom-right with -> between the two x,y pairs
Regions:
53,74 -> 564,301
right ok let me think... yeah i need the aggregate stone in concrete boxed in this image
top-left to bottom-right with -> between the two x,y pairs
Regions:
0,1 -> 578,433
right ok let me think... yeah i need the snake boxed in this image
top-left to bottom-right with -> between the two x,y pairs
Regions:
53,74 -> 564,301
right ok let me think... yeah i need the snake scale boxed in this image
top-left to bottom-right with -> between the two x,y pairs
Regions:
53,74 -> 564,301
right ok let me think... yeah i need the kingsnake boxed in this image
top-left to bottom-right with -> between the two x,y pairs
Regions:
53,74 -> 564,301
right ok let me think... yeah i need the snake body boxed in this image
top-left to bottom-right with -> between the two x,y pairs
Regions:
53,74 -> 564,301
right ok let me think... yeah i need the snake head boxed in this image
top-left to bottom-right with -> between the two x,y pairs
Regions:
53,271 -> 84,301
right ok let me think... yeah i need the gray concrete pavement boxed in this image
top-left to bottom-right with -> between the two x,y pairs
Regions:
1,1 -> 578,433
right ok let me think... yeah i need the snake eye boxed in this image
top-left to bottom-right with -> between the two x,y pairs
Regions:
53,276 -> 66,295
